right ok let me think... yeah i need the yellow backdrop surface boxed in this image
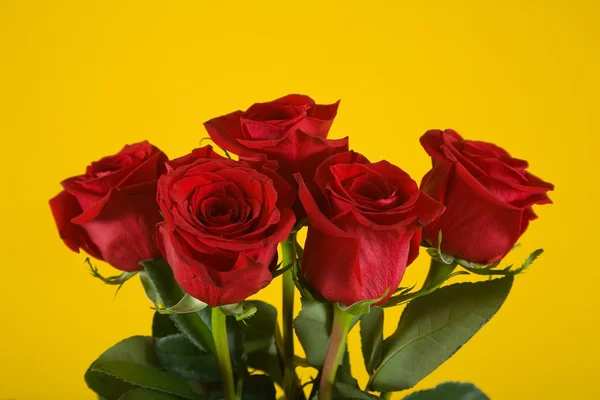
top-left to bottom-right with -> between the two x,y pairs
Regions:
0,1 -> 598,399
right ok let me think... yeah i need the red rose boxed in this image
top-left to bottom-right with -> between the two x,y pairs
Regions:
204,94 -> 348,216
420,129 -> 554,264
295,151 -> 445,306
49,142 -> 168,272
156,146 -> 296,307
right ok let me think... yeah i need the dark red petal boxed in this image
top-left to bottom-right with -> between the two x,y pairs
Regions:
295,173 -> 350,237
204,111 -> 253,156
72,187 -> 162,272
117,150 -> 168,188
257,159 -> 296,210
419,156 -> 454,205
272,94 -> 316,106
166,146 -> 223,172
241,132 -> 349,218
157,224 -> 275,306
49,190 -> 102,259
367,161 -> 420,207
302,210 -> 414,306
407,229 -> 421,266
191,207 -> 293,251
410,192 -> 446,227
420,129 -> 462,161
336,212 -> 415,305
423,163 -> 524,264
65,168 -> 132,197
307,99 -> 340,120
295,100 -> 340,139
314,150 -> 370,196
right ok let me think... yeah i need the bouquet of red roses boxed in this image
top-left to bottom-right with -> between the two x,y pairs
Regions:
50,94 -> 553,400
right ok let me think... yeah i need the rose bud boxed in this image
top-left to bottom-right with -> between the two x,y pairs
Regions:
204,94 -> 348,217
420,129 -> 554,264
296,151 -> 445,306
156,146 -> 295,307
49,141 -> 168,272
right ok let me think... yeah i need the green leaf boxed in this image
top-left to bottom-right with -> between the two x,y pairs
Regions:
140,259 -> 215,354
332,382 -> 380,399
155,334 -> 221,382
208,375 -> 276,400
152,312 -> 179,338
294,299 -> 333,368
139,259 -> 186,307
241,301 -> 283,385
241,375 -> 277,400
369,277 -> 513,392
295,299 -> 359,368
403,382 -> 489,400
157,293 -> 208,315
118,388 -> 187,400
85,336 -> 196,400
360,307 -> 384,374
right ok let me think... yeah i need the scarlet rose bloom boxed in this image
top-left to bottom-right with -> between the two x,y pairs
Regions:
204,94 -> 348,215
296,151 -> 445,306
420,129 -> 554,264
49,142 -> 168,272
156,146 -> 295,306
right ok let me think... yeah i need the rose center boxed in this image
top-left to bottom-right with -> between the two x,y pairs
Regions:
194,194 -> 246,227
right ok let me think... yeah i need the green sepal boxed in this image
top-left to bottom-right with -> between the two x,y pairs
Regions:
86,258 -> 138,294
431,230 -> 454,265
292,260 -> 328,303
156,293 -> 208,315
382,270 -> 469,308
337,288 -> 390,316
403,382 -> 489,400
455,248 -> 544,276
394,284 -> 416,295
270,261 -> 288,278
219,301 -> 258,321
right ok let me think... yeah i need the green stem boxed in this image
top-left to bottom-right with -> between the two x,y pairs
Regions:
281,233 -> 297,399
212,307 -> 236,400
275,323 -> 307,400
318,306 -> 354,400
380,392 -> 392,400
421,257 -> 456,290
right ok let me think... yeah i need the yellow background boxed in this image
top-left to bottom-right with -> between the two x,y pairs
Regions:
0,1 -> 597,399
